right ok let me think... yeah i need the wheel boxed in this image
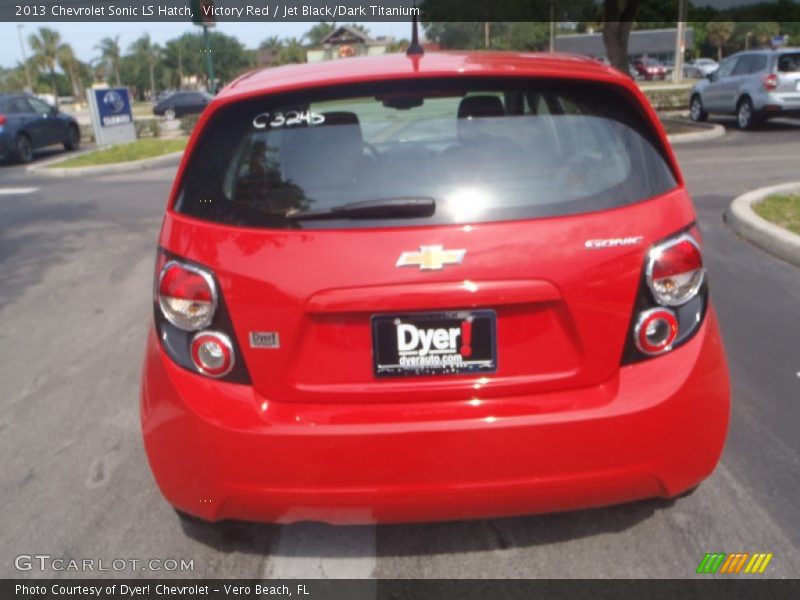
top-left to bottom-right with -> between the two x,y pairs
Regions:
164,108 -> 176,120
689,95 -> 708,122
737,97 -> 759,130
14,133 -> 34,163
64,125 -> 80,151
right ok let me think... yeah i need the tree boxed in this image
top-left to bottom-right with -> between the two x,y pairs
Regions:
601,0 -> 641,75
304,22 -> 335,46
0,64 -> 30,93
733,21 -> 780,49
706,21 -> 734,60
129,34 -> 162,101
164,36 -> 190,88
205,31 -> 250,87
57,44 -> 82,99
96,36 -> 122,86
163,33 -> 203,89
28,27 -> 62,103
276,38 -> 306,66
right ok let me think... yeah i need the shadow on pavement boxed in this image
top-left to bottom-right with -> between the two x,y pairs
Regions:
176,496 -> 678,558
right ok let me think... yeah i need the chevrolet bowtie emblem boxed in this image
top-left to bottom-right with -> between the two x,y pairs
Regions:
396,245 -> 466,270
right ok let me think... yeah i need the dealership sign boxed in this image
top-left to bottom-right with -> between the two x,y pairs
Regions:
95,89 -> 132,127
87,87 -> 136,147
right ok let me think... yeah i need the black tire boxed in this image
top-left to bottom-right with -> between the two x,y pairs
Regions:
14,133 -> 34,163
64,125 -> 80,151
737,97 -> 759,130
689,95 -> 708,122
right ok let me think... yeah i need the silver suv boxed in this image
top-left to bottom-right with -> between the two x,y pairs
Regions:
689,48 -> 800,129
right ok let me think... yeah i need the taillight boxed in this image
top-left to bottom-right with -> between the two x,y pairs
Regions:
190,332 -> 235,377
635,308 -> 678,355
0,114 -> 6,125
646,234 -> 704,307
152,249 -> 250,383
622,229 -> 708,364
763,73 -> 778,92
157,260 -> 217,331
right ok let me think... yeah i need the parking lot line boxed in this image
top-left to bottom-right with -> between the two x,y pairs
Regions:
0,187 -> 39,195
262,523 -> 376,579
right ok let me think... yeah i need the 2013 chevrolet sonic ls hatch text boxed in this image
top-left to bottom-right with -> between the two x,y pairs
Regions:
140,50 -> 730,524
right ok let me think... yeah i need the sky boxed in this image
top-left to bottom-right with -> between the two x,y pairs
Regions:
0,21 -> 412,69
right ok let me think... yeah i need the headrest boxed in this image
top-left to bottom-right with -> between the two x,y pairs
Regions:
457,95 -> 505,119
281,111 -> 364,190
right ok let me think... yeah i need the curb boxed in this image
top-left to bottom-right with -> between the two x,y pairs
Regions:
27,150 -> 184,177
665,120 -> 726,145
725,181 -> 800,268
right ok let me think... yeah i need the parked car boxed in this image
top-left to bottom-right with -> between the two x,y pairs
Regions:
141,51 -> 730,524
152,91 -> 212,120
684,58 -> 719,79
0,93 -> 80,163
690,48 -> 800,129
633,58 -> 668,80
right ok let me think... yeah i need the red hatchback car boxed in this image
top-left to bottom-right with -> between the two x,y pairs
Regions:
141,51 -> 730,524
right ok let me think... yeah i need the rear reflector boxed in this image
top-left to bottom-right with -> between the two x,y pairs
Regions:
635,308 -> 678,355
190,331 -> 235,377
646,234 -> 704,307
157,261 -> 217,331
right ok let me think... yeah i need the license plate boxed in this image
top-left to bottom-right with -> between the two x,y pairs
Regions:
372,310 -> 497,377
796,81 -> 800,91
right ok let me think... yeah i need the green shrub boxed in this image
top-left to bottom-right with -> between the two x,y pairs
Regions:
135,118 -> 163,139
148,119 -> 161,138
641,86 -> 694,111
179,114 -> 199,136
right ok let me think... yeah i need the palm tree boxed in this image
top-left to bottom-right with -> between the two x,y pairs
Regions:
706,22 -> 735,61
96,36 -> 122,86
57,43 -> 82,100
129,34 -> 162,101
258,36 -> 283,66
277,38 -> 306,66
28,27 -> 62,104
303,22 -> 335,46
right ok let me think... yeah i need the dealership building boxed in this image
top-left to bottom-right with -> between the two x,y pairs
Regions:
555,28 -> 694,63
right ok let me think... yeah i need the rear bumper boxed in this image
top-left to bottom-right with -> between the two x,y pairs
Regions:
756,92 -> 800,115
140,310 -> 730,524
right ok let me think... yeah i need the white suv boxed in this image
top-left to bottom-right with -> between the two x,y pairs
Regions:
689,49 -> 800,129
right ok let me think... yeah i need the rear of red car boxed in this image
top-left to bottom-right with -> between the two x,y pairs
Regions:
140,53 -> 729,524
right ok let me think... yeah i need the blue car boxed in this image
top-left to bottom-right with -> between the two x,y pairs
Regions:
0,93 -> 81,163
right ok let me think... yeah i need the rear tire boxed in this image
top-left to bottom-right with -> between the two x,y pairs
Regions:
64,125 -> 80,151
689,95 -> 708,122
14,133 -> 34,163
737,97 -> 759,130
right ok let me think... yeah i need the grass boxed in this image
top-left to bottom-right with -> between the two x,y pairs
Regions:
52,138 -> 187,168
753,194 -> 800,236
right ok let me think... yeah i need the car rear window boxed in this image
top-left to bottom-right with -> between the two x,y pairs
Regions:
778,53 -> 800,72
175,78 -> 677,229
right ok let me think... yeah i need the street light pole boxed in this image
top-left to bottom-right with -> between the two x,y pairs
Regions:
17,24 -> 34,93
202,24 -> 215,93
672,0 -> 687,83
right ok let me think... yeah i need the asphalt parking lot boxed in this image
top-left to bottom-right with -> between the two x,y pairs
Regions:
0,119 -> 798,579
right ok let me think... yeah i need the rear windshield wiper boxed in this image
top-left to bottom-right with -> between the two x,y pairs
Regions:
286,197 -> 435,221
